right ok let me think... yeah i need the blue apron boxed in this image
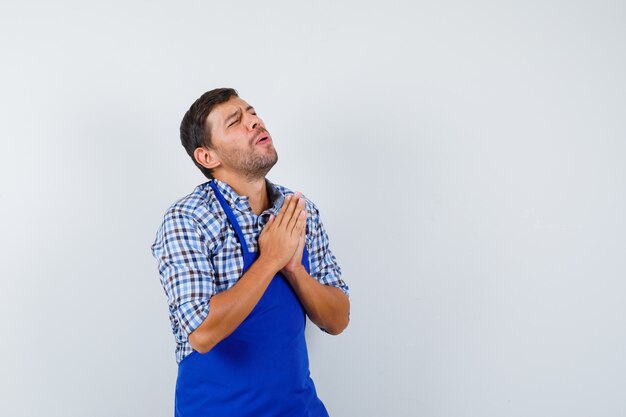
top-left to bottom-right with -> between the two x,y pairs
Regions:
174,180 -> 330,417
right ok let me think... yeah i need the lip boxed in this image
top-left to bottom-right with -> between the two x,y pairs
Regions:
253,131 -> 271,145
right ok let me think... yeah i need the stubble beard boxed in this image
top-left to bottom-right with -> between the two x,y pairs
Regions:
219,143 -> 279,181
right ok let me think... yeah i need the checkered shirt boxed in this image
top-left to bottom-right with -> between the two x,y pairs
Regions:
150,177 -> 349,364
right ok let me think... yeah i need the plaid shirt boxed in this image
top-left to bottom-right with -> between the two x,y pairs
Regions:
151,178 -> 349,364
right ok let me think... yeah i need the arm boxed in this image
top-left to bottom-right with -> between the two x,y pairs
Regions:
281,199 -> 350,335
282,265 -> 350,335
189,192 -> 307,353
188,256 -> 278,353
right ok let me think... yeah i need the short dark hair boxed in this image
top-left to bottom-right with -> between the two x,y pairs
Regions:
180,87 -> 239,179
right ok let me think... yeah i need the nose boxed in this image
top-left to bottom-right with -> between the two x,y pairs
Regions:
247,113 -> 262,130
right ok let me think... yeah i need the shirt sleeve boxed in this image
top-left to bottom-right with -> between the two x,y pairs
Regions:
151,210 -> 216,336
306,201 -> 350,298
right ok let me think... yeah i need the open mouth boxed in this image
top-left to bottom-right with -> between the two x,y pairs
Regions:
256,134 -> 270,144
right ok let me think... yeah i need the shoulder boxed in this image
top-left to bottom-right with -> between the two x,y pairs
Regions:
156,182 -> 226,238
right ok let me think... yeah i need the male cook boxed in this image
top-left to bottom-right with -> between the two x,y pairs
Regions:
150,87 -> 350,416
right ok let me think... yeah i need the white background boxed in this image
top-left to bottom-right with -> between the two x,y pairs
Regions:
1,1 -> 625,416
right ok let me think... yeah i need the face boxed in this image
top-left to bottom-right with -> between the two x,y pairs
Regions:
201,96 -> 277,180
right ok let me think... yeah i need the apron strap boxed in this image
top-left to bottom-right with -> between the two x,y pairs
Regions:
209,180 -> 251,256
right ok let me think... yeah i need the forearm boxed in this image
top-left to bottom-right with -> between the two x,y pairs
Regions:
188,255 -> 279,353
283,265 -> 350,335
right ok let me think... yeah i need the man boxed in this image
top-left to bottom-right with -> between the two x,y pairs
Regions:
150,88 -> 350,417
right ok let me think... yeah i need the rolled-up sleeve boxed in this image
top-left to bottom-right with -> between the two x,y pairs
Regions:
306,202 -> 350,298
151,210 -> 215,336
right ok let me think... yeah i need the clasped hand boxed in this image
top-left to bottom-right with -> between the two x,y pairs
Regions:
258,191 -> 307,274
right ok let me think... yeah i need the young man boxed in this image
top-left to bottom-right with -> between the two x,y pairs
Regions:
150,88 -> 350,416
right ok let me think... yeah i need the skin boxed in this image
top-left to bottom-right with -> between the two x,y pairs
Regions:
187,96 -> 350,354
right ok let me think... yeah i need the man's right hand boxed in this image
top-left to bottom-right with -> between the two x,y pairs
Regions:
258,191 -> 307,272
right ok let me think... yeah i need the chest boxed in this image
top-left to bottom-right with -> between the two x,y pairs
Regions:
207,212 -> 312,293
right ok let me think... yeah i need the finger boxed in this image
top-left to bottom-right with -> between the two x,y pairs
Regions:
276,194 -> 292,226
289,201 -> 306,235
294,234 -> 305,256
281,192 -> 301,228
293,208 -> 306,235
279,192 -> 300,227
287,197 -> 305,233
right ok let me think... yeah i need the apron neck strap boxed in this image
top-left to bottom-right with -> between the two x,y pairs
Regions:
209,180 -> 251,256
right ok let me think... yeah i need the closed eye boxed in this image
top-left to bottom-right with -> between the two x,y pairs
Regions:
227,111 -> 257,128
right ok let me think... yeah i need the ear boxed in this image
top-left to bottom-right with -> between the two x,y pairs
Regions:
194,146 -> 221,170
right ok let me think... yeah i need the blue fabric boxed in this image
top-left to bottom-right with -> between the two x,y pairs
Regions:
174,179 -> 330,417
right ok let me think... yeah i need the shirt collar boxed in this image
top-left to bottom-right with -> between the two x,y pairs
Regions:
211,177 -> 285,214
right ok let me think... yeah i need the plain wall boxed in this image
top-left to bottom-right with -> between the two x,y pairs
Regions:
1,1 -> 625,416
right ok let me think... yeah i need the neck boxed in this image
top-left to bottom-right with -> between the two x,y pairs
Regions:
214,172 -> 270,216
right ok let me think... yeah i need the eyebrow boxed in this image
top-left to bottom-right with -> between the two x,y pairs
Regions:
224,105 -> 255,126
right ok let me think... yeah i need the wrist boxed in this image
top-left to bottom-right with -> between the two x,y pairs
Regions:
282,263 -> 306,280
257,254 -> 282,275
